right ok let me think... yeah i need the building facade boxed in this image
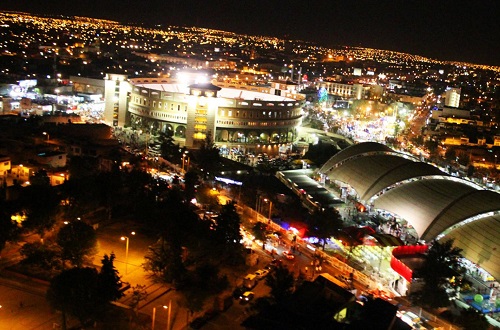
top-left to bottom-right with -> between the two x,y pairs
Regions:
317,81 -> 365,100
105,75 -> 304,154
444,87 -> 461,108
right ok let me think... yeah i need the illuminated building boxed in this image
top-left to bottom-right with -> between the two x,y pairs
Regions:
104,74 -> 304,153
317,81 -> 365,100
444,87 -> 461,108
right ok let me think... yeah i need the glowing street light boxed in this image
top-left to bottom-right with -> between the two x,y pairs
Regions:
120,232 -> 136,274
263,198 -> 273,224
182,151 -> 190,173
152,304 -> 169,330
43,131 -> 49,141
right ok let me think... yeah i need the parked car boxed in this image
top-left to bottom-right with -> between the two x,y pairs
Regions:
239,291 -> 255,302
232,286 -> 246,299
254,269 -> 270,279
243,273 -> 257,289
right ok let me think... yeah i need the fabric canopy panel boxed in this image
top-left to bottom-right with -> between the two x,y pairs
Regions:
441,215 -> 500,283
422,189 -> 500,240
319,142 -> 500,281
319,141 -> 394,174
372,179 -> 477,239
326,154 -> 447,201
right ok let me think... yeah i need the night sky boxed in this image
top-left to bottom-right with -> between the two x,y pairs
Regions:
1,0 -> 499,66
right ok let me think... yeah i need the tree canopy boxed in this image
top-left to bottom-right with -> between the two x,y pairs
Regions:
98,253 -> 123,302
46,267 -> 103,327
308,207 -> 343,250
56,220 -> 97,267
412,239 -> 463,308
265,264 -> 295,303
214,201 -> 244,263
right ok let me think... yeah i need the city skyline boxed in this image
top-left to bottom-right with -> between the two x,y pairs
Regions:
0,0 -> 499,67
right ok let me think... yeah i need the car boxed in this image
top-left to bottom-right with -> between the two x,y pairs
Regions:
232,286 -> 246,299
264,263 -> 274,271
270,258 -> 282,266
239,291 -> 255,302
254,269 -> 269,279
283,251 -> 295,260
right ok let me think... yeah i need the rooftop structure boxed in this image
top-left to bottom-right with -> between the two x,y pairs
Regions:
319,142 -> 500,282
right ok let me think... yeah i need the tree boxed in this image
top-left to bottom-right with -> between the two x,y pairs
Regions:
195,185 -> 220,211
195,130 -> 221,176
46,267 -> 103,329
413,239 -> 463,308
0,211 -> 17,253
56,220 -> 97,267
444,147 -> 457,162
467,164 -> 475,177
128,284 -> 148,315
19,184 -> 60,236
183,170 -> 198,202
215,201 -> 244,263
143,237 -> 186,286
20,241 -> 61,270
158,130 -> 181,162
98,253 -> 123,302
308,207 -> 343,250
458,152 -> 470,166
424,139 -> 439,157
181,263 -> 229,315
251,222 -> 268,247
265,265 -> 295,303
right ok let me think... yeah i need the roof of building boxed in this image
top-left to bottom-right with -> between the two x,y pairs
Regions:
133,82 -> 297,102
319,141 -> 500,281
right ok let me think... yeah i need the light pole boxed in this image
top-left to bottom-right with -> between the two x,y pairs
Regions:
264,198 -> 273,224
182,151 -> 190,174
167,299 -> 172,330
43,131 -> 49,142
120,232 -> 135,275
152,304 -> 169,330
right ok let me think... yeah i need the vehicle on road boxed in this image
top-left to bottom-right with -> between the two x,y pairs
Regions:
232,286 -> 246,299
243,273 -> 257,289
283,250 -> 295,260
254,269 -> 269,279
239,291 -> 255,302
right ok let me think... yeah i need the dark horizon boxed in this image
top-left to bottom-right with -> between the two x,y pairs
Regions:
1,0 -> 499,66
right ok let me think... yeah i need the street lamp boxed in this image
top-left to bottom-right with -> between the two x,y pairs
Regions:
182,151 -> 190,174
120,232 -> 136,274
152,303 -> 170,330
263,198 -> 273,224
43,131 -> 49,141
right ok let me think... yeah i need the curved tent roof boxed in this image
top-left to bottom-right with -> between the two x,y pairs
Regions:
372,179 -> 477,238
324,154 -> 447,201
442,215 -> 500,283
319,142 -> 394,173
319,142 -> 500,281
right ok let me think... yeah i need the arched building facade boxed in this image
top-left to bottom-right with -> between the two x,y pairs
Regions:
104,75 -> 304,154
